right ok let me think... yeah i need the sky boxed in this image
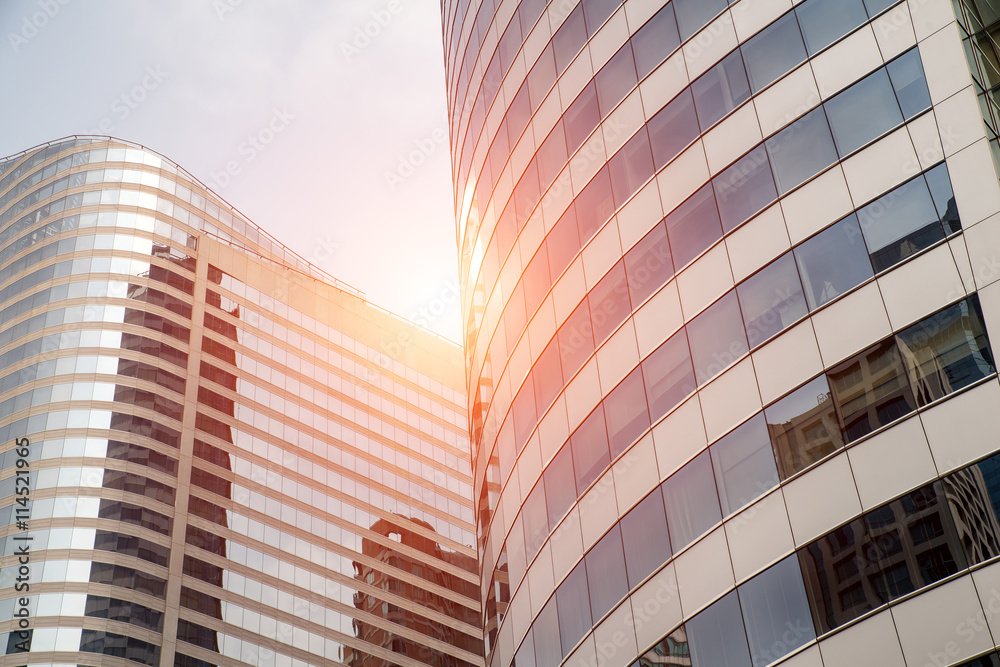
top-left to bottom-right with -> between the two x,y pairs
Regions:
0,0 -> 462,340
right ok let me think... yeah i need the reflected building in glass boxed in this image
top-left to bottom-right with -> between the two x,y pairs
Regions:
443,0 -> 1000,664
0,138 -> 482,667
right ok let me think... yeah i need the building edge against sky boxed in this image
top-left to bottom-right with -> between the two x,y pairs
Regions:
0,136 -> 482,667
443,0 -> 1000,664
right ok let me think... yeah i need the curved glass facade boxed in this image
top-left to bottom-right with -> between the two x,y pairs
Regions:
0,138 -> 480,667
444,0 -> 1000,665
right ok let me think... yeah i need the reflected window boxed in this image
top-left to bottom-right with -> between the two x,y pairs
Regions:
858,173 -> 946,272
609,128 -> 654,208
589,261 -> 631,345
711,414 -> 779,515
557,562 -> 593,655
925,162 -> 961,234
765,376 -> 844,478
544,445 -> 577,528
765,107 -> 839,194
794,215 -> 873,310
687,291 -> 749,386
624,221 -> 673,304
692,51 -> 751,130
596,43 -> 638,116
674,0 -> 728,40
665,183 -> 723,269
533,597 -> 561,667
565,83 -> 601,153
829,339 -> 917,442
742,13 -> 807,92
522,481 -> 548,561
559,299 -> 594,380
738,252 -> 808,348
895,296 -> 996,406
662,450 -> 721,549
887,48 -> 932,118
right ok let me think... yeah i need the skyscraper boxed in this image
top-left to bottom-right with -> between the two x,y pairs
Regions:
443,0 -> 1000,665
0,138 -> 481,667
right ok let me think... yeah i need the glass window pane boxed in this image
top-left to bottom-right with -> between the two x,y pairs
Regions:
609,128 -> 654,208
576,167 -> 615,242
765,375 -> 844,478
686,591 -> 752,667
544,444 -> 577,528
796,0 -> 868,55
674,0 -> 728,40
588,261 -> 632,345
887,48 -> 932,118
738,252 -> 808,348
596,43 -> 638,116
522,480 -> 549,560
624,221 -> 673,305
711,413 -> 779,515
924,163 -> 961,234
533,597 -> 562,666
858,175 -> 943,273
794,215 -> 874,310
692,51 -> 751,130
553,5 -> 587,71
642,329 -> 696,421
620,488 -> 672,587
895,296 -> 996,406
864,0 -> 897,15
648,89 -> 700,170
632,628 -> 690,667
557,561 -> 593,655
605,367 -> 651,458
765,107 -> 839,193
585,525 -> 629,619
571,407 -> 611,490
665,183 -> 723,269
825,69 -> 904,155
738,555 -> 815,667
714,146 -> 778,233
632,4 -> 680,80
742,13 -> 807,92
559,299 -> 594,380
662,450 -> 722,549
829,339 -> 917,443
687,291 -> 749,386
565,83 -> 601,153
533,337 -> 564,414
798,518 -> 873,633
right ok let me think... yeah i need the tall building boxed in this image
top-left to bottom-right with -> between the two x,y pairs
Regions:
443,0 -> 1000,664
0,138 -> 482,667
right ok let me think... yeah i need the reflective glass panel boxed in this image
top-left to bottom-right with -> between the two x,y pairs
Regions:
887,48 -> 932,118
632,4 -> 681,79
765,375 -> 844,478
557,561 -> 593,655
674,0 -> 728,40
605,367 -> 651,458
742,13 -> 808,92
713,146 -> 778,233
738,252 -> 808,348
765,107 -> 839,194
687,291 -> 749,386
641,330 -> 696,421
686,591 -> 752,667
665,183 -> 723,269
796,0 -> 868,54
620,488 -> 672,587
662,450 -> 721,549
585,525 -> 628,619
924,163 -> 961,234
794,215 -> 873,310
625,222 -> 673,304
857,173 -> 944,272
825,69 -> 904,155
739,555 -> 815,667
648,90 -> 700,170
711,413 -> 779,515
828,339 -> 917,442
895,296 -> 996,406
692,51 -> 752,130
544,444 -> 577,528
571,407 -> 611,490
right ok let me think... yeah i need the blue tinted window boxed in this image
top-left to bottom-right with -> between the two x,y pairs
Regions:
924,162 -> 961,233
674,0 -> 728,40
711,414 -> 779,515
765,107 -> 838,193
632,4 -> 680,79
662,450 -> 721,549
857,174 -> 944,272
687,291 -> 748,386
713,145 -> 778,233
887,48 -> 932,117
665,183 -> 722,268
648,89 -> 700,170
825,69 -> 903,155
738,252 -> 807,348
642,330 -> 695,421
692,51 -> 751,130
796,0 -> 868,54
739,556 -> 815,667
742,13 -> 807,92
687,591 -> 752,667
794,215 -> 873,310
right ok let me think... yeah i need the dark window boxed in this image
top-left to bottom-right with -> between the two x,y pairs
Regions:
711,413 -> 779,515
641,329 -> 695,421
604,367 -> 651,458
665,183 -> 722,269
738,252 -> 807,348
742,13 -> 807,92
687,291 -> 748,386
766,375 -> 844,478
692,51 -> 751,130
571,407 -> 611,490
673,0 -> 728,40
686,591 -> 752,667
796,0 -> 868,55
828,339 -> 916,442
596,43 -> 638,116
585,524 -> 629,619
624,221 -> 673,304
588,261 -> 632,345
648,89 -> 700,170
557,561 -> 593,655
662,450 -> 721,549
738,556 -> 815,667
825,68 -> 904,156
794,215 -> 874,310
713,145 -> 778,233
632,3 -> 680,79
857,172 -> 946,272
620,488 -> 672,587
887,48 -> 932,118
766,107 -> 839,194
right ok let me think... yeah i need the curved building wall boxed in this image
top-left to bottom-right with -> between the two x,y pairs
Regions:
444,0 -> 1000,666
0,138 -> 480,667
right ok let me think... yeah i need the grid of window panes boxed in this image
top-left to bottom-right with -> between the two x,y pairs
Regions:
0,139 -> 480,667
445,0 -> 999,665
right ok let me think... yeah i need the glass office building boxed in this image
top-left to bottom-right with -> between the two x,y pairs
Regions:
443,0 -> 1000,664
0,138 -> 481,667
